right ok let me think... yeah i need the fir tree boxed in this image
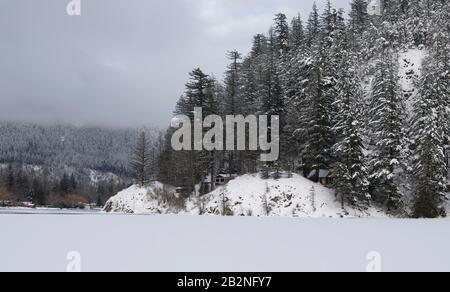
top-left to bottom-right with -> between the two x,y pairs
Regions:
6,164 -> 15,192
350,0 -> 369,35
224,51 -> 242,116
368,51 -> 406,213
32,179 -> 47,206
262,29 -> 285,166
411,35 -> 449,218
130,131 -> 152,186
60,173 -> 70,195
70,174 -> 77,191
333,41 -> 370,209
290,14 -> 305,50
306,2 -> 320,49
273,13 -> 290,56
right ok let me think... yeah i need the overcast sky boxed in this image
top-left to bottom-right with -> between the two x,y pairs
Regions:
0,0 -> 350,128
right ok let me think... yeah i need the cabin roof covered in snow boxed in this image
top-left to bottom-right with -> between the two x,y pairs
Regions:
216,173 -> 237,178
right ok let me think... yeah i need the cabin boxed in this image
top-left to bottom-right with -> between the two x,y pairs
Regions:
308,169 -> 333,188
214,174 -> 236,186
214,174 -> 227,186
200,173 -> 237,194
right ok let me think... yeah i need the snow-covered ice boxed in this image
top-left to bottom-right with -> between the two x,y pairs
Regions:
1,214 -> 450,272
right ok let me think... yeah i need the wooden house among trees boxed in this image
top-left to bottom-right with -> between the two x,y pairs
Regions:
214,174 -> 236,186
308,169 -> 333,188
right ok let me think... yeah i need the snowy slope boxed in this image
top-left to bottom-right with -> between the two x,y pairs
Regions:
103,182 -> 198,214
201,174 -> 385,218
103,185 -> 157,214
398,48 -> 427,113
104,174 -> 386,218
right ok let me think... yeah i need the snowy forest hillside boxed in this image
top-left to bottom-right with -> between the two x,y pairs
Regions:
0,122 -> 142,174
0,123 -> 160,207
1,0 -> 448,218
155,0 -> 450,218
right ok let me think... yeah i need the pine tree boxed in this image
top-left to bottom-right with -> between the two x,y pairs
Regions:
306,2 -> 320,49
176,68 -> 214,118
96,194 -> 103,207
368,51 -> 406,213
15,167 -> 27,197
299,52 -> 334,179
290,14 -> 305,50
323,8 -> 346,128
350,0 -> 369,35
239,58 -> 260,115
70,174 -> 77,191
238,58 -> 261,173
60,173 -> 70,195
411,27 -> 449,218
173,68 -> 220,191
319,0 -> 335,43
349,0 -> 369,54
405,0 -> 431,46
250,34 -> 268,59
261,29 -> 285,167
6,164 -> 15,192
283,49 -> 310,167
224,51 -> 242,116
273,13 -> 290,56
333,41 -> 370,209
261,44 -> 284,120
32,178 -> 46,206
223,52 -> 243,175
130,131 -> 152,186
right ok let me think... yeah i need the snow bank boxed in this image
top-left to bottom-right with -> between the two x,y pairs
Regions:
201,174 -> 384,218
104,174 -> 386,218
103,182 -> 198,214
103,184 -> 157,214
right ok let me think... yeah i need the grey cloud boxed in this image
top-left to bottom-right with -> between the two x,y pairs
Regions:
0,0 -> 350,128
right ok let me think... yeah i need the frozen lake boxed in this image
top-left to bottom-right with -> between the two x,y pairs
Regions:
0,208 -> 102,215
1,212 -> 450,272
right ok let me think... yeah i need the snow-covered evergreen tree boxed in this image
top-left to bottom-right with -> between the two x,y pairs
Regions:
306,2 -> 320,49
333,38 -> 371,209
290,14 -> 305,51
368,50 -> 406,213
298,2 -> 343,179
224,51 -> 243,116
273,13 -> 290,56
410,10 -> 450,218
130,131 -> 153,186
350,0 -> 369,35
